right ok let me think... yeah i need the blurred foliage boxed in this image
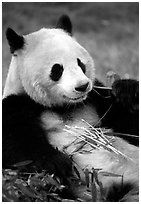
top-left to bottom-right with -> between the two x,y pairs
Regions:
3,168 -> 75,202
2,166 -> 101,202
2,166 -> 129,202
2,2 -> 139,86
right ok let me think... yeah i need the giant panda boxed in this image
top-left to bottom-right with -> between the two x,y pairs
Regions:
3,15 -> 139,201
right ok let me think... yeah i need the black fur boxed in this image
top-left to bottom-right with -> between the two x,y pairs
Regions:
56,15 -> 72,35
105,79 -> 139,145
6,28 -> 25,53
2,94 -> 73,184
50,64 -> 64,81
77,58 -> 86,74
106,182 -> 139,202
89,79 -> 139,146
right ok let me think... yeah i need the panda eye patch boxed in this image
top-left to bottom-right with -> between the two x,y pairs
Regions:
77,58 -> 86,73
50,64 -> 64,81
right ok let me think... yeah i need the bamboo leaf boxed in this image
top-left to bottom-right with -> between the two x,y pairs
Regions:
73,165 -> 81,179
13,160 -> 33,167
91,182 -> 97,202
15,183 -> 37,198
99,171 -> 122,177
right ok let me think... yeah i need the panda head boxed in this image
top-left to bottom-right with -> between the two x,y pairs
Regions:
5,15 -> 95,107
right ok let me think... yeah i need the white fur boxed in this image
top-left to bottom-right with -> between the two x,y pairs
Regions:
3,57 -> 23,98
3,28 -> 95,107
41,103 -> 100,150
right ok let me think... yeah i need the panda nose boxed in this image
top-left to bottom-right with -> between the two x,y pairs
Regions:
75,82 -> 89,92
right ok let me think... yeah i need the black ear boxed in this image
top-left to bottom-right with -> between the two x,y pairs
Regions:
56,15 -> 72,36
6,28 -> 25,54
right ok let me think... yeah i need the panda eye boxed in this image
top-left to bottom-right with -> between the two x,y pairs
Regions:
77,58 -> 86,74
50,64 -> 64,81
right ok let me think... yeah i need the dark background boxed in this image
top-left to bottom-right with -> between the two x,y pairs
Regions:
2,2 -> 139,88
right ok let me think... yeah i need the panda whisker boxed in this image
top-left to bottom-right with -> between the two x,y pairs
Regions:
65,101 -> 71,111
73,102 -> 77,113
82,100 -> 87,107
92,87 -> 111,99
93,104 -> 112,128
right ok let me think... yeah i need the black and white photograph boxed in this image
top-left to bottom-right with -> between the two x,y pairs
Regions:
2,2 -> 139,202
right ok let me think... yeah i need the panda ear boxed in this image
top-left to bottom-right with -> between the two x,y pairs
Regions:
56,15 -> 72,36
6,28 -> 25,54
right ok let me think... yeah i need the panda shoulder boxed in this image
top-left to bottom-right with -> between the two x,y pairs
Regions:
3,94 -> 45,126
3,94 -> 45,114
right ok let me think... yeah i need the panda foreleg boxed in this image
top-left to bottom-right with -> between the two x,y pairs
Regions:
2,94 -> 73,185
108,79 -> 139,145
92,79 -> 139,145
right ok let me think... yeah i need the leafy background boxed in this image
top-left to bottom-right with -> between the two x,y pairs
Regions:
2,2 -> 139,89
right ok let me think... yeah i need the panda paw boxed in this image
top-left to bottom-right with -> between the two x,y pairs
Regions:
41,150 -> 73,184
106,71 -> 120,87
111,79 -> 139,113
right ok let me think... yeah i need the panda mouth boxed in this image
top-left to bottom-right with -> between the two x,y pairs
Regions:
63,94 -> 87,102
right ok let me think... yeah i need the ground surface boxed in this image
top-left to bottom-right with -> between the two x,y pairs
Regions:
2,2 -> 139,89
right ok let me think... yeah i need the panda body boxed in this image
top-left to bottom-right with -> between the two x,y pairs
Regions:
3,15 -> 139,201
41,102 -> 100,150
